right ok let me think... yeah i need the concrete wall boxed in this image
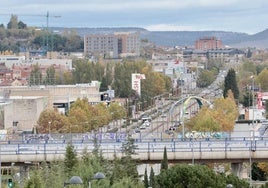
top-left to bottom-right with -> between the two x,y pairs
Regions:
10,96 -> 48,131
0,97 -> 48,131
0,83 -> 101,131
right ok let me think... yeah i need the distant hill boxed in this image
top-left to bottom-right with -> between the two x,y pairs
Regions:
140,30 -> 248,47
54,27 -> 268,48
228,29 -> 268,48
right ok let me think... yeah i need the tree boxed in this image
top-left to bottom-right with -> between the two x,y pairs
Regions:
39,161 -> 65,188
160,146 -> 168,171
45,65 -> 56,85
108,102 -> 126,126
111,177 -> 144,188
121,135 -> 138,157
110,135 -> 139,182
155,164 -> 249,188
64,143 -> 78,176
7,15 -> 18,29
197,69 -> 217,88
187,106 -> 221,132
149,167 -> 155,188
143,168 -> 149,188
241,90 -> 253,108
18,21 -> 27,29
224,173 -> 249,188
256,68 -> 268,91
37,109 -> 69,133
187,91 -> 238,132
24,170 -> 44,188
212,91 -> 239,131
252,162 -> 267,181
223,68 -> 239,101
29,64 -> 42,85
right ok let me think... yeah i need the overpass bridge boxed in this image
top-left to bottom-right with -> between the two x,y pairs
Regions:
0,137 -> 266,166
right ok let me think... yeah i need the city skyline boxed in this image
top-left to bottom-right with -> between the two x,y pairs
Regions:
1,0 -> 268,34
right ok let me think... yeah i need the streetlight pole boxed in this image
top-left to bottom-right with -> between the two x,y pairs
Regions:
249,148 -> 252,188
251,75 -> 256,151
48,121 -> 51,135
191,141 -> 194,165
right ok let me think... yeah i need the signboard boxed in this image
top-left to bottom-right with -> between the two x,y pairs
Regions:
131,73 -> 146,96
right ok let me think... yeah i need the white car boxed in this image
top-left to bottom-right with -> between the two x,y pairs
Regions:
144,120 -> 150,127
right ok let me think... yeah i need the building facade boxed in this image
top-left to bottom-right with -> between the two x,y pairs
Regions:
84,32 -> 140,59
115,32 -> 140,57
0,81 -> 101,131
84,34 -> 119,59
194,37 -> 223,50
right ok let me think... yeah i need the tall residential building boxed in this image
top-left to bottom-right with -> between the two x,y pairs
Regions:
84,34 -> 118,59
115,32 -> 140,57
84,32 -> 140,59
194,37 -> 223,50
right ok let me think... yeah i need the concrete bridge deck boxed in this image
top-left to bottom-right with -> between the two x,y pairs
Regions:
0,138 -> 265,165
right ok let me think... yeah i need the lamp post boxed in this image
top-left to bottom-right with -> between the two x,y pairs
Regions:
249,148 -> 252,188
249,127 -> 256,187
64,176 -> 83,188
48,121 -> 51,135
191,141 -> 194,165
88,172 -> 105,188
251,75 -> 255,128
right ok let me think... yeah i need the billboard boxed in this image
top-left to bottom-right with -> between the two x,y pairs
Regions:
131,73 -> 145,96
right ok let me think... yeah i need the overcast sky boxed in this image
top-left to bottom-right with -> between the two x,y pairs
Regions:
1,0 -> 268,34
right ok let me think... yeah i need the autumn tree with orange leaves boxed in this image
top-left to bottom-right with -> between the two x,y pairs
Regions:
186,90 -> 238,132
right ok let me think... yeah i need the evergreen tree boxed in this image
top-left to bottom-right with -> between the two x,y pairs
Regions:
18,21 -> 27,29
29,64 -> 42,85
121,134 -> 138,157
223,68 -> 239,100
64,143 -> 78,176
7,14 -> 18,29
241,90 -> 253,107
24,170 -> 44,188
45,65 -> 56,85
143,168 -> 149,188
149,167 -> 155,188
160,146 -> 168,171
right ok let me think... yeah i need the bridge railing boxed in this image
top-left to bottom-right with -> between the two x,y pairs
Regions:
0,138 -> 267,162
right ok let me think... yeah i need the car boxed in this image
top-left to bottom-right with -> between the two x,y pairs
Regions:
169,126 -> 176,131
174,121 -> 182,127
140,124 -> 146,129
134,129 -> 140,133
143,120 -> 150,127
161,113 -> 167,118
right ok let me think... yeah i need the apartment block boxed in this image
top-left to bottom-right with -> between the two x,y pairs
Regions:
195,37 -> 223,50
84,32 -> 140,59
115,32 -> 140,57
84,34 -> 118,58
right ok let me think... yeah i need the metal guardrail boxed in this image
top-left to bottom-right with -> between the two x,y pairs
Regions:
0,137 -> 267,164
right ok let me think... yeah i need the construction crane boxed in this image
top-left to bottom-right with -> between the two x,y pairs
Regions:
0,11 -> 61,52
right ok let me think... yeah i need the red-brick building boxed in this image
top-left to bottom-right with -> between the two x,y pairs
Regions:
0,63 -> 13,86
194,37 -> 223,50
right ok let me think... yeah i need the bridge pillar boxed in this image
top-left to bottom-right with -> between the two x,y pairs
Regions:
231,163 -> 243,177
20,165 -> 30,183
